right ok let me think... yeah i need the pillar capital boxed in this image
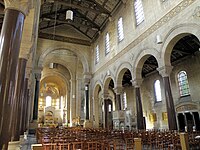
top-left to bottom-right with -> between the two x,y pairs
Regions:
114,86 -> 123,94
35,73 -> 41,81
84,72 -> 92,84
5,0 -> 33,16
131,78 -> 143,88
19,49 -> 30,60
157,65 -> 173,77
102,92 -> 109,99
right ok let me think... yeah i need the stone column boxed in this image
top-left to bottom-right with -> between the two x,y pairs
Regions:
33,73 -> 41,121
24,87 -> 30,131
83,73 -> 92,127
85,84 -> 89,120
0,0 -> 31,148
21,78 -> 28,133
114,86 -> 123,110
157,66 -> 177,130
12,58 -> 27,141
132,79 -> 145,130
104,99 -> 109,129
67,90 -> 70,125
102,92 -> 109,129
70,79 -> 76,126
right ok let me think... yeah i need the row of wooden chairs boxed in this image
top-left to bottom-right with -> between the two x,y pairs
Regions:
36,127 -> 200,150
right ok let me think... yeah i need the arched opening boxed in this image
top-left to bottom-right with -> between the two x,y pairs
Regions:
170,34 -> 200,131
140,55 -> 159,129
103,78 -> 115,129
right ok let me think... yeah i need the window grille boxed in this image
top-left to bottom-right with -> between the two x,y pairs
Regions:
105,32 -> 110,55
134,0 -> 145,25
117,17 -> 124,42
95,45 -> 100,64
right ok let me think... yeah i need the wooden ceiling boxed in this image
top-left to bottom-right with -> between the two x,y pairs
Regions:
39,0 -> 123,46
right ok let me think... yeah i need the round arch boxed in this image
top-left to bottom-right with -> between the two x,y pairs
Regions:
41,71 -> 70,93
103,76 -> 115,92
133,48 -> 160,79
37,47 -> 90,73
115,62 -> 133,87
161,23 -> 200,67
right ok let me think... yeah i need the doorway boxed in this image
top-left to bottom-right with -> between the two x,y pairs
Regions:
177,113 -> 186,132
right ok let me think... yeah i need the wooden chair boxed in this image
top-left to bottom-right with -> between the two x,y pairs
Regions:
71,141 -> 84,150
85,141 -> 100,150
125,138 -> 134,150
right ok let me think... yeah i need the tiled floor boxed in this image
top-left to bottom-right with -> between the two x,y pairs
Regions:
20,134 -> 37,150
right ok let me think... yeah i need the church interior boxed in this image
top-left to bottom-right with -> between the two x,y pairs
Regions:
0,0 -> 200,149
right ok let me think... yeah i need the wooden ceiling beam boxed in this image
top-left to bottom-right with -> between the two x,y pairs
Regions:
40,23 -> 64,30
55,0 -> 110,16
39,32 -> 91,46
75,10 -> 100,29
83,0 -> 110,14
43,17 -> 99,31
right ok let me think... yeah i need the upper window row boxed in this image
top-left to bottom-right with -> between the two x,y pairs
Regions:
95,0 -> 145,64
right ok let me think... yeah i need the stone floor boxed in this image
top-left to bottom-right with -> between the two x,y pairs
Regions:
20,134 -> 37,150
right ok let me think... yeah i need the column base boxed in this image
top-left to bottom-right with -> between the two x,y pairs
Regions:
83,120 -> 93,128
8,141 -> 21,150
29,120 -> 38,134
20,135 -> 24,143
24,131 -> 28,140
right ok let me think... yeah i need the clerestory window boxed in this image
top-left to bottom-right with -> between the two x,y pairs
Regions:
134,0 -> 145,25
105,32 -> 110,55
95,45 -> 100,64
117,17 -> 124,42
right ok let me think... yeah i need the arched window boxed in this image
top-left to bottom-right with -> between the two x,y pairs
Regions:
46,96 -> 52,107
178,71 -> 190,96
154,80 -> 162,102
117,17 -> 124,42
122,92 -> 127,110
105,32 -> 110,55
134,0 -> 145,25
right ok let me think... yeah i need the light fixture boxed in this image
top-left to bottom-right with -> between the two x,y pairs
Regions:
156,35 -> 163,44
66,0 -> 73,21
66,10 -> 73,20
